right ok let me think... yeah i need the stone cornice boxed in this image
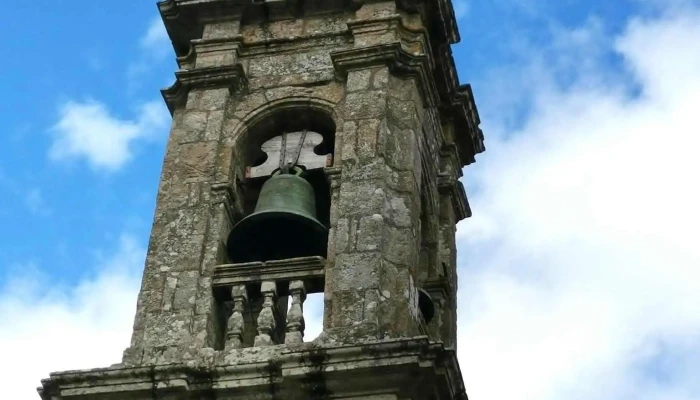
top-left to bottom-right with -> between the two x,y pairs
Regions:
212,256 -> 326,295
210,181 -> 243,227
158,0 -> 246,56
39,337 -> 468,400
451,83 -> 485,166
158,0 -> 357,57
161,64 -> 247,114
432,44 -> 485,168
325,165 -> 343,192
437,143 -> 471,221
438,173 -> 471,221
423,277 -> 453,307
330,42 -> 440,107
395,0 -> 460,45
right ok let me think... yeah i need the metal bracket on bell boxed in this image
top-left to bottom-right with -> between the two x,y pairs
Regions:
276,165 -> 304,176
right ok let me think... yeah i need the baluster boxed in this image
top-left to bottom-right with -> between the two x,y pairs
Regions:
226,284 -> 248,350
285,280 -> 306,344
254,281 -> 277,347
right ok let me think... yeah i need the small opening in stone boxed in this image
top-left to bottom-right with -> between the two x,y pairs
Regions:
303,292 -> 324,342
286,291 -> 324,342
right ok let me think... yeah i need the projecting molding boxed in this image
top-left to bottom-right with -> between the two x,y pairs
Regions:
161,64 -> 247,114
331,42 -> 440,107
38,338 -> 468,400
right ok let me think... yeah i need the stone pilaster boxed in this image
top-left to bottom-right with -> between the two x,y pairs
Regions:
124,81 -> 242,365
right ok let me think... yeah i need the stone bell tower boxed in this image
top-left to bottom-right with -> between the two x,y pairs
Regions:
39,0 -> 484,398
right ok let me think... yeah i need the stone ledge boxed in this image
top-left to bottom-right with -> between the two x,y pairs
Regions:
162,64 -> 248,114
451,84 -> 485,166
330,43 -> 439,107
437,174 -> 471,221
39,337 -> 467,400
212,256 -> 327,296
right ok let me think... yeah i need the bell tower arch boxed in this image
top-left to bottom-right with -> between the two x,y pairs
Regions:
39,1 -> 485,399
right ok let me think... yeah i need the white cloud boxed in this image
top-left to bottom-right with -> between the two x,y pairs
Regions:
140,16 -> 169,53
453,0 -> 470,19
128,16 -> 173,91
0,235 -> 143,400
48,100 -> 169,171
47,16 -> 172,173
457,4 -> 700,400
0,232 -> 322,400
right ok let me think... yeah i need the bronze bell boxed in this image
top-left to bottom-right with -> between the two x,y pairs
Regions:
227,168 -> 328,263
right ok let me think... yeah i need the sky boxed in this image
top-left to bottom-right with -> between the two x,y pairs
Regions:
0,0 -> 698,399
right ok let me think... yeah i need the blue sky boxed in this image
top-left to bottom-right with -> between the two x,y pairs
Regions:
2,1 -> 699,399
0,2 -> 174,283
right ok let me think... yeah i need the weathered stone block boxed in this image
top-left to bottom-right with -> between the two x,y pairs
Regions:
172,140 -> 219,182
141,312 -> 195,349
338,180 -> 386,216
382,226 -> 417,267
344,90 -> 387,119
385,190 -> 414,228
334,217 -> 351,253
381,127 -> 416,171
354,1 -> 397,19
198,88 -> 230,111
333,252 -> 381,290
248,51 -> 332,77
204,110 -> 224,141
303,15 -> 348,35
372,67 -> 389,89
328,290 -> 365,326
344,158 -> 385,182
356,214 -> 383,251
230,91 -> 267,120
178,111 -> 208,142
356,118 -> 380,159
203,21 -> 241,39
347,69 -> 372,92
162,275 -> 178,311
340,120 -> 357,163
172,271 -> 199,311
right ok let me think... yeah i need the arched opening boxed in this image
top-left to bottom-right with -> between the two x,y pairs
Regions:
227,105 -> 336,264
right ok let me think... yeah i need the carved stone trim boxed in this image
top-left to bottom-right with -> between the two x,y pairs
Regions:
254,281 -> 278,346
440,142 -> 463,179
396,0 -> 459,45
210,182 -> 243,228
330,43 -> 440,107
285,280 -> 307,344
190,36 -> 244,65
39,338 -> 468,400
437,174 -> 471,221
437,143 -> 471,221
225,284 -> 248,350
161,64 -> 248,114
324,166 -> 343,193
212,256 -> 326,291
158,0 -> 246,56
451,84 -> 485,166
422,278 -> 452,308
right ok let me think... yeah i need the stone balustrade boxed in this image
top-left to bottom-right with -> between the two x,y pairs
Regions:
213,256 -> 325,348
